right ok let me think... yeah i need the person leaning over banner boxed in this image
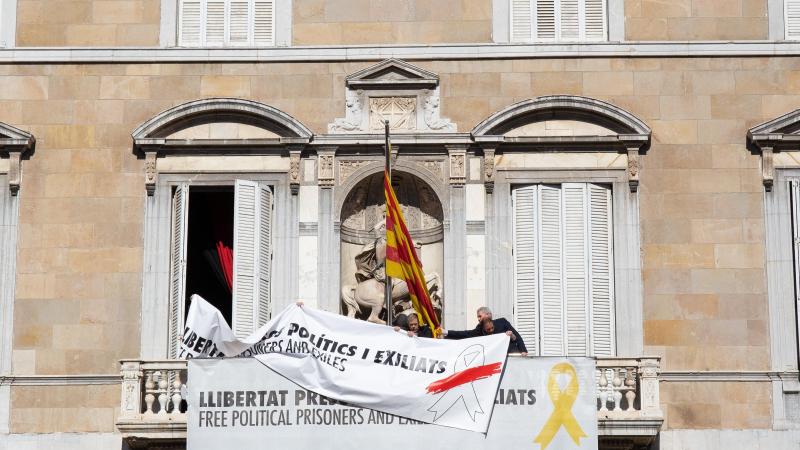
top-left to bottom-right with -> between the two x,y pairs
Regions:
482,318 -> 527,355
441,306 -> 493,339
394,313 -> 434,338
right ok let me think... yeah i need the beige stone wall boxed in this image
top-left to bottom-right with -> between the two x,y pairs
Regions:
292,0 -> 492,45
16,0 -> 160,46
4,56 -> 800,432
624,0 -> 769,40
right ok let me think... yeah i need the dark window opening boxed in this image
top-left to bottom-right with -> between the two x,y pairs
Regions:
185,187 -> 234,324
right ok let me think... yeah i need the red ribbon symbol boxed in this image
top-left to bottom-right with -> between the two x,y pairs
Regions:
425,345 -> 502,422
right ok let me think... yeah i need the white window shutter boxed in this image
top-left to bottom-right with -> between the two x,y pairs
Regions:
232,180 -> 273,338
562,183 -> 589,356
583,0 -> 606,40
179,0 -> 202,46
205,0 -> 225,46
228,0 -> 250,45
253,0 -> 275,45
512,186 -> 540,356
167,184 -> 189,358
535,0 -> 556,40
539,185 -> 564,356
511,0 -> 533,42
588,184 -> 615,356
256,184 -> 273,328
559,0 -> 580,40
788,0 -> 800,39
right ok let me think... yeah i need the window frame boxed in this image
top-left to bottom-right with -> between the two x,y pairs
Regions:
141,172 -> 291,359
489,168 -> 642,357
497,0 -> 623,43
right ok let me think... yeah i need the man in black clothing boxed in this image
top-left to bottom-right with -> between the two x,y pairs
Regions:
482,318 -> 527,355
407,314 -> 433,338
444,306 -> 528,355
442,306 -> 493,339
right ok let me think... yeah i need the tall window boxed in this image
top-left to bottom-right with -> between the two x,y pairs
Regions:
787,0 -> 800,39
168,180 -> 273,357
178,0 -> 275,46
510,0 -> 607,42
512,183 -> 615,356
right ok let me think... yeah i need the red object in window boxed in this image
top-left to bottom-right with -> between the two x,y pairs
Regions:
216,241 -> 233,292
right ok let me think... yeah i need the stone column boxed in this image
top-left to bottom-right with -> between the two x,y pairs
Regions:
316,147 -> 338,313
444,145 -> 467,328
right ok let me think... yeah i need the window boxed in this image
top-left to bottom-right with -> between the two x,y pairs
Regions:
787,0 -> 800,39
510,0 -> 607,42
512,183 -> 615,356
178,0 -> 274,46
168,180 -> 273,357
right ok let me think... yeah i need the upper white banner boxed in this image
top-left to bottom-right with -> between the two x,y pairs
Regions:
181,295 -> 509,433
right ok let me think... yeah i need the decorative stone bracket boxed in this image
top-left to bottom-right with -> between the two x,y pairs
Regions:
618,136 -> 648,193
0,133 -> 35,196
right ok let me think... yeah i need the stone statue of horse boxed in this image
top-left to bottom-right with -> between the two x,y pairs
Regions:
341,272 -> 441,324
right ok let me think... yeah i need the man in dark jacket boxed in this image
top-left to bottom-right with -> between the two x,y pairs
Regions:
444,307 -> 528,355
442,306 -> 493,339
482,318 -> 527,355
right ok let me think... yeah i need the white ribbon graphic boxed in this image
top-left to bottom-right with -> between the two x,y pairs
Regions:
427,344 -> 486,422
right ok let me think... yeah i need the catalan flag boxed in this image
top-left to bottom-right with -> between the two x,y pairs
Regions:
384,169 -> 441,337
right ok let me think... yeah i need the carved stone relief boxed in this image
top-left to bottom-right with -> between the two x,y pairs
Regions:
369,97 -> 416,131
338,160 -> 373,185
421,160 -> 445,182
318,153 -> 335,187
327,59 -> 456,134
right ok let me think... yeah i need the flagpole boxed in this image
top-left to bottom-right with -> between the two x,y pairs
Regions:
384,120 -> 393,329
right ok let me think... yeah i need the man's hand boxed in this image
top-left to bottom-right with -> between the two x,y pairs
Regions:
440,329 -> 448,337
295,300 -> 304,307
505,330 -> 516,341
407,331 -> 417,337
393,326 -> 400,332
520,352 -> 528,356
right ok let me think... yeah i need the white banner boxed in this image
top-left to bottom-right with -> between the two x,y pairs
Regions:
181,295 -> 510,433
187,357 -> 598,450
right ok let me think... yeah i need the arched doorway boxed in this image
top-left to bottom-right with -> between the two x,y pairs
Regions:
339,171 -> 444,324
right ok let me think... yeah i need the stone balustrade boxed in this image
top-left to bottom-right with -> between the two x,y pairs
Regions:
117,357 -> 662,448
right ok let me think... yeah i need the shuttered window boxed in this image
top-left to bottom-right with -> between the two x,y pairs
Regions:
512,183 -> 615,356
510,0 -> 607,42
178,0 -> 274,46
167,181 -> 274,352
787,0 -> 800,39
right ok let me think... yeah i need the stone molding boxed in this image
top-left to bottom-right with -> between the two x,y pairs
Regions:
0,122 -> 34,195
472,96 -> 650,192
131,98 -> 311,195
748,109 -> 800,191
0,374 -> 121,385
328,59 -> 455,134
4,42 -> 800,62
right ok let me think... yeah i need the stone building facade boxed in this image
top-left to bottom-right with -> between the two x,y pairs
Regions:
1,0 -> 800,449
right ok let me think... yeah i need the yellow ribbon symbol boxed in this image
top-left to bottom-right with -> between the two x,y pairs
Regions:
534,362 -> 588,449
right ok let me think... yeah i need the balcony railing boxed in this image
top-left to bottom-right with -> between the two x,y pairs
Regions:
117,357 -> 663,448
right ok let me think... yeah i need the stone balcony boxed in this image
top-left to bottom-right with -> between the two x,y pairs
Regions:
117,357 -> 663,449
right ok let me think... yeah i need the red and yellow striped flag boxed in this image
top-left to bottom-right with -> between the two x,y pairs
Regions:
384,170 -> 441,337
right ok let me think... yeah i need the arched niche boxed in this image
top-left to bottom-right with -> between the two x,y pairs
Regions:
338,169 -> 445,324
472,96 -> 651,192
131,98 -> 312,195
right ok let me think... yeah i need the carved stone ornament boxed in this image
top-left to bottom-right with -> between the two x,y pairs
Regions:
327,59 -> 456,134
626,147 -> 640,193
318,151 -> 335,187
338,160 -> 373,184
144,152 -> 157,196
421,160 -> 445,182
483,148 -> 495,194
289,150 -> 302,195
447,145 -> 467,186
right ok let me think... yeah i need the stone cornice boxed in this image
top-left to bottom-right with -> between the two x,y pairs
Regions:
1,41 -> 800,63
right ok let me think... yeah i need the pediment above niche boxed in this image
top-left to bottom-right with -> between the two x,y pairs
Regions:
329,59 -> 455,134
